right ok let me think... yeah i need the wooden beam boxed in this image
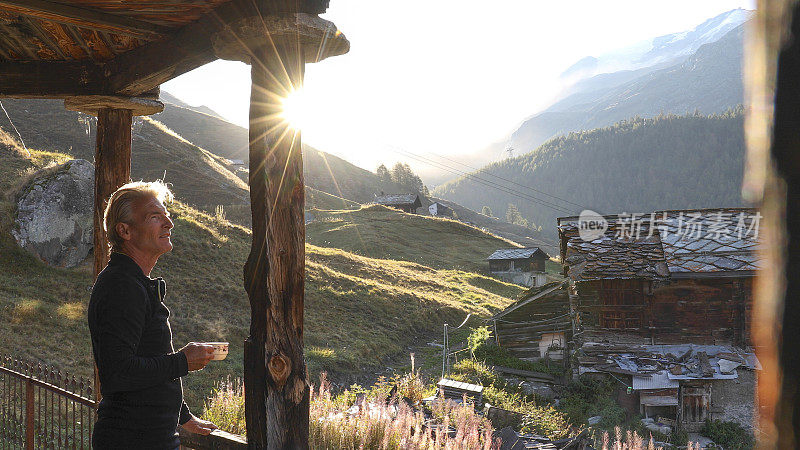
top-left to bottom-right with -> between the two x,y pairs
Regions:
243,37 -> 307,449
102,1 -> 337,96
21,16 -> 69,59
0,0 -> 169,38
101,5 -> 224,96
0,60 -> 104,97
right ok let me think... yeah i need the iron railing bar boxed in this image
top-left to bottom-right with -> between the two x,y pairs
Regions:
0,366 -> 97,408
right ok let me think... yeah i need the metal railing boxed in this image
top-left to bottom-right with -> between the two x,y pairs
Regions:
0,356 -> 97,449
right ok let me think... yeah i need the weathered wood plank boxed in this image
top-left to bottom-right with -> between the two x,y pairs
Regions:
491,365 -> 556,382
0,0 -> 169,38
0,60 -> 103,97
178,428 -> 247,450
103,0 -> 318,95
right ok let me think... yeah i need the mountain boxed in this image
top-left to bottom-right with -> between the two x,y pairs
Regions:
159,91 -> 227,121
434,109 -> 747,241
0,96 -> 409,215
156,93 -> 249,164
559,9 -> 751,84
508,22 -> 746,155
440,10 -> 751,182
0,98 -> 249,209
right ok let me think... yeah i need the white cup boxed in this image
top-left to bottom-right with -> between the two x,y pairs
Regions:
207,342 -> 229,361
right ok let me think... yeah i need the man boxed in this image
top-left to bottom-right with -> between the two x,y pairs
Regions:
88,181 -> 218,449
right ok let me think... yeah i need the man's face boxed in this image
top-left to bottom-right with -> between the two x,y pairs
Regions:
126,195 -> 174,258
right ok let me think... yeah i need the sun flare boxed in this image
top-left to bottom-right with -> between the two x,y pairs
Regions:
281,89 -> 308,130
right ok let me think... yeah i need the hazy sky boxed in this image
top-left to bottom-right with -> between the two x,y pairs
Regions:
163,0 -> 755,173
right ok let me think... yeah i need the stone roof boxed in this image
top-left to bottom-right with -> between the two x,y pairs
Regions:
558,208 -> 761,281
374,194 -> 420,206
487,247 -> 546,261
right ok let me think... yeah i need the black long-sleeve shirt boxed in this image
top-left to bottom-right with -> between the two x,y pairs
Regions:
88,252 -> 191,449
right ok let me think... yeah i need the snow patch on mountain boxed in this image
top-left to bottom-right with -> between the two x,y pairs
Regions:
560,8 -> 751,83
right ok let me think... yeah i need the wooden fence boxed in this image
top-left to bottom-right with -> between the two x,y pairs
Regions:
0,355 -> 97,449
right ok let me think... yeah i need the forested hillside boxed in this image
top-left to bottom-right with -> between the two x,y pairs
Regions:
434,109 -> 747,240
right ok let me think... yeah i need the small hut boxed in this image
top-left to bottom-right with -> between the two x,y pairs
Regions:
487,247 -> 549,287
490,281 -> 571,362
374,193 -> 422,213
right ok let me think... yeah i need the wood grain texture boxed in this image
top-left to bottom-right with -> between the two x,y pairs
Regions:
93,107 -> 132,277
243,37 -> 307,449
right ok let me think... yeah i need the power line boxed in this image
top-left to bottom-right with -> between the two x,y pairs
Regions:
429,152 -> 589,210
392,148 -> 575,215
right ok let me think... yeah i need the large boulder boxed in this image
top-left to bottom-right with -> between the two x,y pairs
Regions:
12,159 -> 94,267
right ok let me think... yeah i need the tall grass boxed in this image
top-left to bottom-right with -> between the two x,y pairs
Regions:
601,427 -> 662,450
203,373 -> 500,449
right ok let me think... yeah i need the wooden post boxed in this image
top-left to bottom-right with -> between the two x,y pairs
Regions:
243,38 -> 308,448
92,107 -> 133,277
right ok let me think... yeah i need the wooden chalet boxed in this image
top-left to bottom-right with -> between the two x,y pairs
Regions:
559,208 -> 759,347
559,209 -> 762,430
490,281 -> 571,363
0,0 -> 349,447
374,193 -> 422,213
487,247 -> 549,287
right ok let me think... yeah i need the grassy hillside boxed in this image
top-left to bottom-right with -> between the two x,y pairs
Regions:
0,99 -> 249,210
1,146 -> 522,407
0,97 -> 416,215
435,109 -> 747,241
306,205 -> 522,273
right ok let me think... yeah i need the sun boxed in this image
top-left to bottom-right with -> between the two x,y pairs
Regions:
280,88 -> 308,130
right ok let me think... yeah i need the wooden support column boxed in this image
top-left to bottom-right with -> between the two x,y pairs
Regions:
243,37 -> 307,449
64,92 -> 163,277
92,107 -> 133,277
211,13 -> 348,448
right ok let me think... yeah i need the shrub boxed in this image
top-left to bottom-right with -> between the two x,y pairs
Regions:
701,419 -> 754,450
472,341 -> 564,377
451,359 -> 498,387
201,377 -> 245,435
467,326 -> 492,358
558,375 -> 624,427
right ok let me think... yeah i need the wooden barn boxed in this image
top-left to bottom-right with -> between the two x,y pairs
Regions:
490,281 -> 571,363
487,247 -> 549,287
374,193 -> 422,213
558,208 -> 760,347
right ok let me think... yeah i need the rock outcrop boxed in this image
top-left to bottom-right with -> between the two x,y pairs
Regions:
12,159 -> 94,267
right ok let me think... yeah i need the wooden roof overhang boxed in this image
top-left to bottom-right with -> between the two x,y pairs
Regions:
0,0 -> 344,98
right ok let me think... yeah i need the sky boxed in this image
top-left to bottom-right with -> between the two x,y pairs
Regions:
163,0 -> 756,175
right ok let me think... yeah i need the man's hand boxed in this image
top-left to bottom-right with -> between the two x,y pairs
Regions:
181,415 -> 218,435
180,343 -> 214,371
